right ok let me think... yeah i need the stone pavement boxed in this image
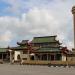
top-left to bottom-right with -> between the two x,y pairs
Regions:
0,64 -> 75,75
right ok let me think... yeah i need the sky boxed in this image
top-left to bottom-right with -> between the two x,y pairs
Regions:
0,0 -> 75,49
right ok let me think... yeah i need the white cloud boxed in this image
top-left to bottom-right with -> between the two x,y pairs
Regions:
2,0 -> 74,16
0,30 -> 13,47
0,31 -> 12,42
0,0 -> 75,49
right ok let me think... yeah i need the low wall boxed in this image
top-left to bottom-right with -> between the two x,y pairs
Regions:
21,60 -> 49,65
21,60 -> 75,65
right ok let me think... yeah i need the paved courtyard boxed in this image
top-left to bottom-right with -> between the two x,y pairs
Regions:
0,64 -> 75,75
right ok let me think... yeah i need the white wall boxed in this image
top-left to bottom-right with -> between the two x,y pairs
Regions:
14,51 -> 21,61
20,54 -> 28,59
62,55 -> 66,61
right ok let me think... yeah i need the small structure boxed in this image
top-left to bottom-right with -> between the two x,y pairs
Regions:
0,48 -> 9,62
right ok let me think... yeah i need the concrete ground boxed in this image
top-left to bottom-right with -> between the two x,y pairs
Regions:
0,64 -> 75,75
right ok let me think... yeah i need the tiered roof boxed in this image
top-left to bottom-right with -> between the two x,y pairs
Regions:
31,36 -> 61,53
10,46 -> 28,50
9,40 -> 29,51
9,36 -> 62,53
35,47 -> 60,53
17,40 -> 29,45
31,36 -> 60,44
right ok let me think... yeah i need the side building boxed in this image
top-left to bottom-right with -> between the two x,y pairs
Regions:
9,40 -> 31,62
0,48 -> 9,62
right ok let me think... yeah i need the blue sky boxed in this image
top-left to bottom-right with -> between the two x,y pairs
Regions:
0,0 -> 75,49
0,1 -> 10,16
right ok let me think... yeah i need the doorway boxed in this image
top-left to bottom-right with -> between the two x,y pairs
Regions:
51,55 -> 54,61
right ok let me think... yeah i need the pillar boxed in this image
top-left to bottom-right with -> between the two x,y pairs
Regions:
40,54 -> 42,60
2,53 -> 3,61
72,6 -> 75,48
10,51 -> 12,63
50,54 -> 51,61
27,50 -> 30,60
54,54 -> 55,61
9,49 -> 12,63
47,54 -> 49,61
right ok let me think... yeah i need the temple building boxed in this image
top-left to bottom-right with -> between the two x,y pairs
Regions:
8,35 -> 69,62
31,36 -> 67,61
